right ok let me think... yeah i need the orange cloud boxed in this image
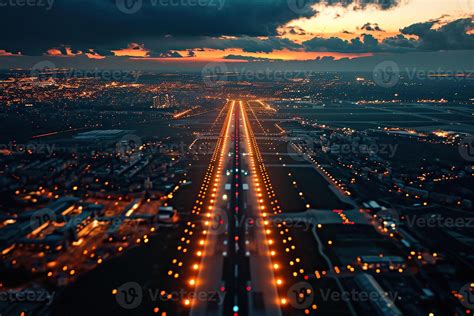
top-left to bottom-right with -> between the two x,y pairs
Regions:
35,45 -> 373,63
85,52 -> 106,59
46,48 -> 63,55
0,50 -> 21,56
111,43 -> 150,57
45,47 -> 107,59
176,48 -> 372,61
45,47 -> 83,56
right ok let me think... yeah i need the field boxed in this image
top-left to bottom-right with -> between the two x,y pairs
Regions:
276,102 -> 474,133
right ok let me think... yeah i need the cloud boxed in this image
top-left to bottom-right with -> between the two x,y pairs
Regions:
399,18 -> 474,50
0,0 -> 311,56
280,26 -> 307,36
0,50 -> 21,56
0,0 -> 407,56
222,37 -> 302,53
319,0 -> 404,10
224,54 -> 282,61
360,22 -> 384,32
2,1 -> 468,62
136,36 -> 302,56
155,51 -> 183,58
111,43 -> 150,57
45,46 -> 83,56
381,34 -> 416,49
303,34 -> 379,52
304,18 -> 474,53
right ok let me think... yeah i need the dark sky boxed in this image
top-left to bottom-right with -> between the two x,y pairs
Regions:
0,0 -> 472,70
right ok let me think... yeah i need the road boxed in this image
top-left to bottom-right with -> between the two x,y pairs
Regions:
190,101 -> 281,316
